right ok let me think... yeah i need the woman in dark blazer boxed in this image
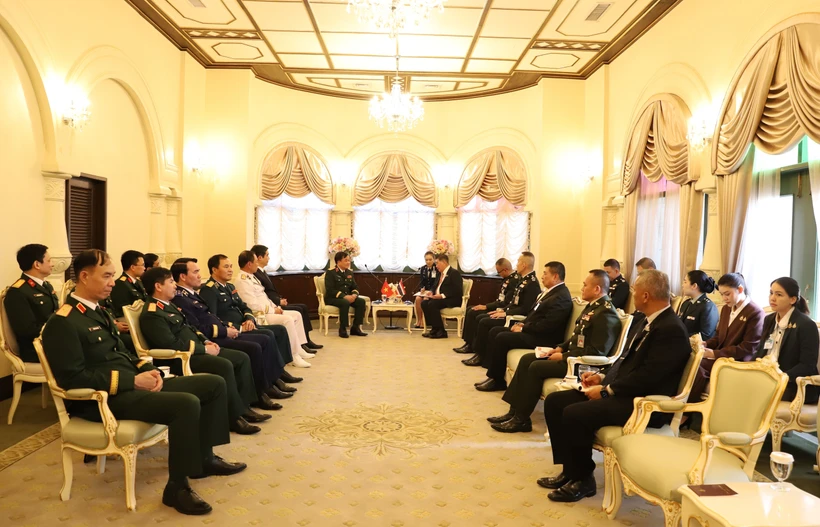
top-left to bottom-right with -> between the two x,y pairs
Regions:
678,270 -> 719,340
755,277 -> 819,404
414,251 -> 438,329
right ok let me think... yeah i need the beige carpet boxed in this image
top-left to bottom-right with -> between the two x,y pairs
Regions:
0,327 -> 707,526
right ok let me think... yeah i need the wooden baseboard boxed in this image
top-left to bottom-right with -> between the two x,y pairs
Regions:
0,375 -> 37,402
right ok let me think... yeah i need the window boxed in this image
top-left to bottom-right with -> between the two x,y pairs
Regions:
457,196 -> 530,274
353,198 -> 435,271
256,193 -> 332,271
633,174 -> 681,291
65,174 -> 106,281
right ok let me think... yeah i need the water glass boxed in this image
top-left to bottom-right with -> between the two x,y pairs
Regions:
578,364 -> 600,379
769,451 -> 794,491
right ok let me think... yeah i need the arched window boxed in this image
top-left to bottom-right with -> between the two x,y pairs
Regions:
255,143 -> 334,271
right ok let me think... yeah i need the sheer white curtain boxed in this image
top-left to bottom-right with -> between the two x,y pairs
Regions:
458,196 -> 529,274
633,173 -> 681,292
353,197 -> 435,271
257,193 -> 332,271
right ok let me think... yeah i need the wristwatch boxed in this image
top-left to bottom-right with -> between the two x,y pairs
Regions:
600,387 -> 610,399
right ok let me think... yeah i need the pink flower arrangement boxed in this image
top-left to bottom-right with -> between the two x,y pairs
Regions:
328,236 -> 361,257
427,239 -> 455,256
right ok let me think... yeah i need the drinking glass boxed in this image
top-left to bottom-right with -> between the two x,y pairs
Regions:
578,364 -> 600,379
769,451 -> 794,491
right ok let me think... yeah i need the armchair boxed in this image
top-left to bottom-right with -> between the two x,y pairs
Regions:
608,357 -> 787,527
313,275 -> 371,335
122,300 -> 193,376
59,279 -> 75,307
438,279 -> 473,338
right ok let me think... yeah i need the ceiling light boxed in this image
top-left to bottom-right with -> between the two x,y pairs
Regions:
347,0 -> 446,39
369,44 -> 423,132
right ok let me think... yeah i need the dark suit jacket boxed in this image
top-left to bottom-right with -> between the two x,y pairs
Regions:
678,294 -> 719,340
521,283 -> 572,345
609,275 -> 630,311
604,307 -> 691,399
172,286 -> 232,340
703,300 -> 764,373
486,272 -> 520,311
755,310 -> 819,404
434,267 -> 463,308
253,269 -> 282,305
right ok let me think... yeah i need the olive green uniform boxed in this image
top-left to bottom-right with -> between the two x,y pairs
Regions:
324,267 -> 366,329
42,295 -> 230,479
110,273 -> 147,318
139,299 -> 258,422
4,274 -> 59,362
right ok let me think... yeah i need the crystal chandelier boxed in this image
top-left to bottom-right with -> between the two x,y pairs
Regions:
369,51 -> 424,132
347,0 -> 446,38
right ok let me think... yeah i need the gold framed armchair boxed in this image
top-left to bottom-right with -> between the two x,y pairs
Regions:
439,279 -> 473,338
122,300 -> 193,376
769,371 -> 820,464
608,357 -> 787,527
313,275 -> 372,335
33,338 -> 168,511
59,279 -> 75,306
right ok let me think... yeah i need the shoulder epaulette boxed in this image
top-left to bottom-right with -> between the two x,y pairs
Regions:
11,279 -> 24,288
148,303 -> 157,312
118,275 -> 127,281
202,281 -> 213,288
56,304 -> 72,317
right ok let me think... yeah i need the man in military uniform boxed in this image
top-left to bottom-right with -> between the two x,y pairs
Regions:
42,250 -> 246,515
461,253 -> 542,365
4,244 -> 58,363
110,250 -> 147,318
198,254 -> 309,373
454,258 -> 516,354
475,261 -> 573,392
139,267 -> 268,435
325,251 -> 367,339
171,258 -> 294,408
603,258 -> 630,311
251,244 -> 321,349
488,269 -> 621,432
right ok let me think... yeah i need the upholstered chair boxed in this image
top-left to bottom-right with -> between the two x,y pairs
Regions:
438,279 -> 473,338
313,275 -> 371,335
123,300 -> 193,376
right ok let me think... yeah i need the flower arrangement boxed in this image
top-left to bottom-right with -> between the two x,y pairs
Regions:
427,239 -> 455,256
328,236 -> 361,258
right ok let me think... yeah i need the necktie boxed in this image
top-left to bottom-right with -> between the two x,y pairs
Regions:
96,306 -> 111,328
604,318 -> 649,385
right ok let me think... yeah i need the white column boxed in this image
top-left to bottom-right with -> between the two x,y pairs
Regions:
600,203 -> 623,266
700,188 -> 722,303
42,171 -> 73,290
331,209 -> 352,239
148,193 -> 168,265
165,197 -> 182,264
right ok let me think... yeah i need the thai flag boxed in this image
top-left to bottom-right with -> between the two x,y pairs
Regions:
397,279 -> 406,297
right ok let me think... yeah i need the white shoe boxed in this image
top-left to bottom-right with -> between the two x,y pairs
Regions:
298,349 -> 316,359
291,355 -> 311,368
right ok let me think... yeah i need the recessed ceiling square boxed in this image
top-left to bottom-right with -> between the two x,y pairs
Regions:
481,9 -> 549,38
263,31 -> 324,54
244,1 -> 314,31
471,37 -> 531,60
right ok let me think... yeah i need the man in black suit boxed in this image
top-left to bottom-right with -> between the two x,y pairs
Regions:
475,261 -> 573,392
421,254 -> 463,339
539,269 -> 690,503
249,245 -> 322,350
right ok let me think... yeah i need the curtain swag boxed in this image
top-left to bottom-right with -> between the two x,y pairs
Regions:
353,152 -> 438,207
454,149 -> 527,207
260,144 -> 335,204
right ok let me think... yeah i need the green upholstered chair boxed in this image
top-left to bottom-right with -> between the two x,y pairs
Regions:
123,300 -> 193,376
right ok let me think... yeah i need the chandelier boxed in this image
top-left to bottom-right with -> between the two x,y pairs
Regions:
369,52 -> 424,132
347,0 -> 446,38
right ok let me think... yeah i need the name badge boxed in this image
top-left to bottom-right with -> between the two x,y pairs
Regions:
219,292 -> 227,296
577,335 -> 586,348
497,293 -> 505,301
88,326 -> 102,332
687,315 -> 695,320
764,338 -> 774,350
34,293 -> 44,297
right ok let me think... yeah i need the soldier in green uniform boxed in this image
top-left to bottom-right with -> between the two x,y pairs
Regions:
488,269 -> 621,433
325,251 -> 367,338
41,250 -> 246,515
139,267 -> 268,435
603,258 -> 630,310
4,244 -> 59,363
110,250 -> 148,318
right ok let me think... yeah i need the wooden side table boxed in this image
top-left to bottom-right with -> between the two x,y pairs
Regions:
370,302 -> 415,334
679,482 -> 820,526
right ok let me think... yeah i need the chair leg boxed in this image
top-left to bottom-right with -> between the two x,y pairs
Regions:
324,316 -> 329,336
7,377 -> 23,425
457,317 -> 463,338
60,447 -> 74,502
97,454 -> 107,474
606,458 -> 624,520
122,445 -> 139,511
41,383 -> 49,409
660,500 -> 681,527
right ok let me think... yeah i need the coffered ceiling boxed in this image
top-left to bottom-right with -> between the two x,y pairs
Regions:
126,0 -> 682,100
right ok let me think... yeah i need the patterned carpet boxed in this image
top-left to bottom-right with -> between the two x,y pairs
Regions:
0,327 -> 730,526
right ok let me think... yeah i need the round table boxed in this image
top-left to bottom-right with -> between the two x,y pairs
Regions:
370,302 -> 415,334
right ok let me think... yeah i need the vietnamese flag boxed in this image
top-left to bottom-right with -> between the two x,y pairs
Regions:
381,279 -> 392,297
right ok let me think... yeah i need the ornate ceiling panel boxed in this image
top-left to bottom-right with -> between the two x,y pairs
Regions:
126,0 -> 682,100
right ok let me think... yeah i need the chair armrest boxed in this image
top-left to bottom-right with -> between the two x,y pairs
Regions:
623,398 -> 707,435
504,315 -> 525,327
147,349 -> 185,359
574,356 -> 613,366
687,432 -> 761,485
784,375 -> 820,416
716,432 -> 752,447
63,388 -> 102,400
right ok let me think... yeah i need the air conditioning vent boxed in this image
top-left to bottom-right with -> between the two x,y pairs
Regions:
188,0 -> 206,8
424,84 -> 440,89
585,3 -> 611,22
354,83 -> 370,88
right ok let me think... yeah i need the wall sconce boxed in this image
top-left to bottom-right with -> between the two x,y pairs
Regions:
62,98 -> 91,130
687,106 -> 717,153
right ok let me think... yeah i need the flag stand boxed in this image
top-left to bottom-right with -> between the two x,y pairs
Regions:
383,309 -> 401,330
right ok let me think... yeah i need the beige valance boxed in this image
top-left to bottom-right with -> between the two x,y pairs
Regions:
260,144 -> 335,204
353,152 -> 437,207
454,149 -> 527,207
713,23 -> 820,174
621,95 -> 694,195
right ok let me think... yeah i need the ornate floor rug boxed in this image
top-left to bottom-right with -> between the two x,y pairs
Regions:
0,328 -> 761,526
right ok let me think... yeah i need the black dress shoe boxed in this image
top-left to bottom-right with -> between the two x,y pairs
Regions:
429,329 -> 447,339
306,340 -> 323,349
475,377 -> 490,387
339,328 -> 349,338
242,409 -> 272,423
491,416 -> 532,433
253,393 -> 284,410
475,378 -> 507,392
350,326 -> 367,336
462,354 -> 482,366
536,472 -> 570,490
454,344 -> 472,354
547,476 -> 597,502
191,456 -> 248,479
301,343 -> 317,355
487,410 -> 515,424
266,385 -> 294,399
274,378 -> 297,392
230,418 -> 261,435
280,371 -> 303,383
422,331 -> 431,337
162,483 -> 213,515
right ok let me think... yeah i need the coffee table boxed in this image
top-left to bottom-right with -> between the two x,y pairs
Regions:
370,302 -> 414,334
679,482 -> 820,526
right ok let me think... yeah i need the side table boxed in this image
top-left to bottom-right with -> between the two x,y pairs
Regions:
370,302 -> 415,334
